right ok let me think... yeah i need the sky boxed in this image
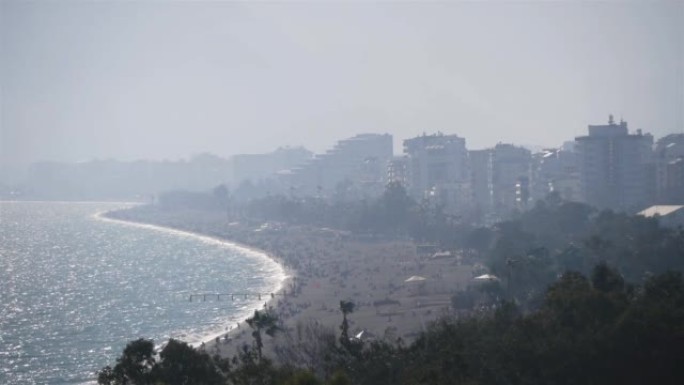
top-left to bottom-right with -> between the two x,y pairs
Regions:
2,0 -> 683,176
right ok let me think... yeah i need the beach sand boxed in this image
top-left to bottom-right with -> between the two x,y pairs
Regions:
105,207 -> 475,359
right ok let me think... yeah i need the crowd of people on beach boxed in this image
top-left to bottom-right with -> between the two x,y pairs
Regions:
108,207 -> 475,358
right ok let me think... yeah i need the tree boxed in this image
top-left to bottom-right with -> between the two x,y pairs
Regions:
591,262 -> 625,293
366,182 -> 415,235
245,309 -> 280,360
154,339 -> 227,385
283,370 -> 322,385
327,370 -> 352,385
274,320 -> 340,379
339,300 -> 355,348
463,227 -> 494,257
611,271 -> 684,385
97,338 -> 156,385
228,343 -> 291,385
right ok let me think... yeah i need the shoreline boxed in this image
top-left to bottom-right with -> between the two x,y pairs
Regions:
97,205 -> 476,359
94,209 -> 290,348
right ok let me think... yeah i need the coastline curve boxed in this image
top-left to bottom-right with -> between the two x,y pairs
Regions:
93,208 -> 289,347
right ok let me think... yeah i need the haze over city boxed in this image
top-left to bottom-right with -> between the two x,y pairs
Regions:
2,0 -> 683,179
3,2 -> 684,384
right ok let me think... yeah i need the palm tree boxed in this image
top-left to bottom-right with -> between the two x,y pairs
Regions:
339,300 -> 355,347
245,310 -> 280,360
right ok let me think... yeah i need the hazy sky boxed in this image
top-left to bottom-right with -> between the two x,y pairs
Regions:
2,0 -> 683,170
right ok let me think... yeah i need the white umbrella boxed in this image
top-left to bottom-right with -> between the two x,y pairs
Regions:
473,274 -> 499,281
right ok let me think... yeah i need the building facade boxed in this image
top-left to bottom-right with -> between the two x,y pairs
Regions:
469,149 -> 494,217
491,144 -> 533,216
531,145 -> 580,203
232,146 -> 313,184
575,116 -> 654,211
387,156 -> 410,188
403,133 -> 471,213
654,134 -> 684,204
282,133 -> 393,197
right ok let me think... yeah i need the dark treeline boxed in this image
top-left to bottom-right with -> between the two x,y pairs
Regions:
463,194 -> 684,310
99,267 -> 684,385
155,184 -> 230,211
243,182 -> 460,241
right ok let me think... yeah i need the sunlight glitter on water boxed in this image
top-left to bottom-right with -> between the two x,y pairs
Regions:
0,201 -> 284,384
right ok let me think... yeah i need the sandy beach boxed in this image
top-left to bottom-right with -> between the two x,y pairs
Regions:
104,207 -> 476,359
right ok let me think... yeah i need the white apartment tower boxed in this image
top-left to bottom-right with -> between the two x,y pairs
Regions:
403,133 -> 471,212
575,116 -> 654,211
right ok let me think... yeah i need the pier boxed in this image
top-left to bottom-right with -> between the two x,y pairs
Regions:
187,292 -> 287,302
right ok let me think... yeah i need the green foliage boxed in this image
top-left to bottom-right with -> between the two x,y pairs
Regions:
396,269 -> 684,385
97,338 -> 229,385
158,190 -> 227,211
591,262 -> 625,293
282,370 -> 321,385
155,339 -> 227,385
99,269 -> 684,385
274,320 -> 342,379
240,191 -> 682,311
245,310 -> 280,360
103,191 -> 684,384
473,197 -> 684,309
369,182 -> 415,235
338,301 -> 356,351
350,340 -> 404,385
327,370 -> 351,385
463,227 -> 495,255
451,289 -> 476,310
228,344 -> 293,385
97,338 -> 156,385
243,183 -> 467,243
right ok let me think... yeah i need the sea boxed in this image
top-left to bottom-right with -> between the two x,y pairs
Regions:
0,201 -> 285,384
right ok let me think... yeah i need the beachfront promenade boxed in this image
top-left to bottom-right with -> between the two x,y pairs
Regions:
105,206 -> 475,358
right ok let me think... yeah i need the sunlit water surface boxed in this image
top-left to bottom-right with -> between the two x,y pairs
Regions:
0,201 -> 283,384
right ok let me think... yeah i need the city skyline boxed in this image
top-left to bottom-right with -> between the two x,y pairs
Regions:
2,1 -> 682,173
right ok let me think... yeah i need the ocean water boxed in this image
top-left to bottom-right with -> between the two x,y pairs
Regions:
0,201 -> 284,384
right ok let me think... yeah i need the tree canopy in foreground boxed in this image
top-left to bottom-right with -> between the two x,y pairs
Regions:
99,266 -> 684,385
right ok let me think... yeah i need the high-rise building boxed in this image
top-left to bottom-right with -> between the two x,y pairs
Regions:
469,149 -> 494,217
468,144 -> 533,221
403,133 -> 471,212
531,146 -> 580,203
283,133 -> 393,197
491,144 -> 532,215
387,156 -> 410,188
575,116 -> 654,211
654,134 -> 684,204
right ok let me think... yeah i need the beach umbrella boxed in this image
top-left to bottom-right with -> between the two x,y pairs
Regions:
473,274 -> 499,281
353,330 -> 376,341
405,275 -> 427,295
